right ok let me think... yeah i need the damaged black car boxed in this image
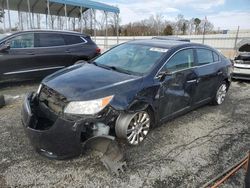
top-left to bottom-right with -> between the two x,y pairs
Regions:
21,39 -> 232,161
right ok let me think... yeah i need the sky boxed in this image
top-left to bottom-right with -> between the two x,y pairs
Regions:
96,0 -> 250,30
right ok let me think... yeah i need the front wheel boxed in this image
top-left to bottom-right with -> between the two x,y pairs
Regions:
115,111 -> 151,145
212,82 -> 228,105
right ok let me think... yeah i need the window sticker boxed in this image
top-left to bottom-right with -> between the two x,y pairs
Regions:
149,47 -> 168,53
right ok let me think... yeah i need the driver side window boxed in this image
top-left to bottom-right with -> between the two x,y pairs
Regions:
8,33 -> 34,49
162,49 -> 195,72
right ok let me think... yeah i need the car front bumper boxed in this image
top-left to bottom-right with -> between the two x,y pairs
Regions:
232,65 -> 250,80
21,92 -> 118,159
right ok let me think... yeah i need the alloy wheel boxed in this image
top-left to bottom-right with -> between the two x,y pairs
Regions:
126,111 -> 150,145
216,83 -> 227,105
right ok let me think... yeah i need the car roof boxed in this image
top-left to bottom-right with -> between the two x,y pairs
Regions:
7,30 -> 87,36
152,36 -> 191,42
127,39 -> 214,51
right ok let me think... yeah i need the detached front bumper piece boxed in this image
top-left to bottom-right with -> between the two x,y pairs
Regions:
21,92 -> 83,159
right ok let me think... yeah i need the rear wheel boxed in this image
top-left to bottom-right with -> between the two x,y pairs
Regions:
115,111 -> 151,145
212,82 -> 228,105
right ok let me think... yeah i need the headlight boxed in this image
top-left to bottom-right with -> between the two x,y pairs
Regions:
64,95 -> 113,115
235,60 -> 244,64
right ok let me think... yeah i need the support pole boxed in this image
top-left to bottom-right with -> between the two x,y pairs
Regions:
90,9 -> 93,36
2,1 -> 6,32
116,13 -> 119,44
93,9 -> 96,42
80,7 -> 83,33
6,0 -> 11,31
105,11 -> 108,49
27,0 -> 32,29
64,4 -> 67,30
20,12 -> 23,30
47,0 -> 50,29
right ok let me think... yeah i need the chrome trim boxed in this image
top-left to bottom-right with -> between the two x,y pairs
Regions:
155,47 -> 221,78
234,63 -> 250,69
4,66 -> 65,75
186,79 -> 197,83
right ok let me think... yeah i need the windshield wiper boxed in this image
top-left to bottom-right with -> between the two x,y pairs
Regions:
107,66 -> 134,75
91,62 -> 134,75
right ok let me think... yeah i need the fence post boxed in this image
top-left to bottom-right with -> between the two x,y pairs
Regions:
234,26 -> 240,54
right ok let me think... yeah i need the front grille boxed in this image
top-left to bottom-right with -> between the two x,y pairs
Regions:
39,85 -> 68,114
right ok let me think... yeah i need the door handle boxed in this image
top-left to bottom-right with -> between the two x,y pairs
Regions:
26,52 -> 34,55
217,71 -> 223,75
65,50 -> 70,53
187,78 -> 201,84
187,79 -> 197,83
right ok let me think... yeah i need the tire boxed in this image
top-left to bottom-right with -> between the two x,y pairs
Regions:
212,81 -> 228,105
0,95 -> 5,108
115,111 -> 151,145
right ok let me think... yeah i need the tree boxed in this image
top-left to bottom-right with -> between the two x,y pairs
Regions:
181,22 -> 188,35
163,25 -> 173,35
194,18 -> 201,34
0,9 -> 4,23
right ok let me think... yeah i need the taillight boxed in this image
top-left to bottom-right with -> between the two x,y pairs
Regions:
96,47 -> 101,54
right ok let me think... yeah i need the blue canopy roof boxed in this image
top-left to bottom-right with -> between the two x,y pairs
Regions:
50,0 -> 120,13
2,0 -> 119,18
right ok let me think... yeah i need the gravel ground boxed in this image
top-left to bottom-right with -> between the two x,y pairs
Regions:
0,81 -> 249,188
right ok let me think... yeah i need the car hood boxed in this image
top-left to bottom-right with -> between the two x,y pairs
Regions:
42,63 -> 143,102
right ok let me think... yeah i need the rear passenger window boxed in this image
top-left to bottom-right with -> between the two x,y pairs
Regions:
213,52 -> 220,62
37,33 -> 65,47
63,35 -> 85,45
163,49 -> 195,72
196,49 -> 214,65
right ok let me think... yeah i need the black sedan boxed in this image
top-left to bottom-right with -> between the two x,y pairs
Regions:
0,30 -> 100,83
21,39 -> 232,159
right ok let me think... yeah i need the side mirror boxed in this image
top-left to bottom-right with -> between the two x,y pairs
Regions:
156,70 -> 172,81
0,43 -> 10,52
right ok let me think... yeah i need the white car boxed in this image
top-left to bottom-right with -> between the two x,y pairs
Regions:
233,52 -> 250,80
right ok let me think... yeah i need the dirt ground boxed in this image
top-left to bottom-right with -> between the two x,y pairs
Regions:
0,80 -> 249,188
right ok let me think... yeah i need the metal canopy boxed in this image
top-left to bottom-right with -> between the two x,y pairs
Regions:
0,0 -> 120,46
51,0 -> 119,13
0,0 -> 119,17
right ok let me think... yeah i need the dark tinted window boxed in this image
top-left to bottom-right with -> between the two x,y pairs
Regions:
213,52 -> 220,62
37,33 -> 65,47
163,49 -> 195,72
9,33 -> 34,48
196,49 -> 214,65
63,35 -> 85,45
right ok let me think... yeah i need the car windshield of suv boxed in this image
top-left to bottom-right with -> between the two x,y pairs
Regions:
93,43 -> 167,75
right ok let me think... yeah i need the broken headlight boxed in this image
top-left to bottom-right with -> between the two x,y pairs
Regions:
64,95 -> 113,115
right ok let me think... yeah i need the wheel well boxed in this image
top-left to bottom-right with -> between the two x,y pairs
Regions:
223,79 -> 230,91
127,101 -> 156,127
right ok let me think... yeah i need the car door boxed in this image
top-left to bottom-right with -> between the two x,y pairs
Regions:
158,48 -> 198,120
34,32 -> 73,73
192,48 -> 220,105
0,32 -> 36,81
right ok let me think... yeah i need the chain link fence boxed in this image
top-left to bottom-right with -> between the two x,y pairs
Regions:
95,29 -> 250,59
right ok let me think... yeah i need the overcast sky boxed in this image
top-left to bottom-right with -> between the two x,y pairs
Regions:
96,0 -> 250,30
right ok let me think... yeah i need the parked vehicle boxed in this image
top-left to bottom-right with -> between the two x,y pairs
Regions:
232,49 -> 250,80
0,30 -> 100,83
21,39 -> 232,159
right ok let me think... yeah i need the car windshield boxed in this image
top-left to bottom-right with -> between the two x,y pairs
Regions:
93,43 -> 167,75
